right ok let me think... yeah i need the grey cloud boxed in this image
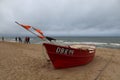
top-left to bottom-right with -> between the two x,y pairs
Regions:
0,0 -> 120,36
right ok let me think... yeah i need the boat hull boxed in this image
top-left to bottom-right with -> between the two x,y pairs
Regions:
43,43 -> 95,69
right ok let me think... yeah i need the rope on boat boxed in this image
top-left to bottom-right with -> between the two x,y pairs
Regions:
94,53 -> 113,80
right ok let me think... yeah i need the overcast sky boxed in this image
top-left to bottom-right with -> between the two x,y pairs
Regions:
0,0 -> 120,36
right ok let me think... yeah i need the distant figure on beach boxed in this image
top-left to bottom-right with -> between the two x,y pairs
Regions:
27,37 -> 30,44
18,37 -> 22,43
15,37 -> 17,42
25,36 -> 30,44
2,37 -> 4,41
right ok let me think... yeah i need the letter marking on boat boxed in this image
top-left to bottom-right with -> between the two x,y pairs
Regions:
56,47 -> 74,55
56,47 -> 61,53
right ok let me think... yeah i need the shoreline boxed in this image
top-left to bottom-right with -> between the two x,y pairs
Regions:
1,40 -> 120,49
1,37 -> 120,49
0,41 -> 120,80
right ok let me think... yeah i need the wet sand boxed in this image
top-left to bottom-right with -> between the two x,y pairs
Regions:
0,41 -> 120,80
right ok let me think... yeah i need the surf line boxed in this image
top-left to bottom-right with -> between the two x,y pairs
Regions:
94,53 -> 114,80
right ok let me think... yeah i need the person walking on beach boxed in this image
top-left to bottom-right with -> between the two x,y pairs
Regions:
27,37 -> 30,44
2,36 -> 4,41
25,36 -> 30,44
15,37 -> 17,42
18,37 -> 22,43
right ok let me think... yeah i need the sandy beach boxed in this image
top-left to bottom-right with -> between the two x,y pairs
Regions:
0,41 -> 120,80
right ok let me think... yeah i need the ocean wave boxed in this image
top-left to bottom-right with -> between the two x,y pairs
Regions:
63,41 -> 120,49
109,43 -> 120,47
3,37 -> 120,49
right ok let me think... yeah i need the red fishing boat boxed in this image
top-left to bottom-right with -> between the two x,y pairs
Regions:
15,21 -> 96,69
43,43 -> 96,69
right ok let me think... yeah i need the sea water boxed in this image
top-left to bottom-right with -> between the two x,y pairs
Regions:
1,36 -> 120,49
54,37 -> 120,49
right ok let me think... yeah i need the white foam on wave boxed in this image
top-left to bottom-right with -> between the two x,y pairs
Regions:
63,41 -> 120,48
64,41 -> 107,45
109,43 -> 120,47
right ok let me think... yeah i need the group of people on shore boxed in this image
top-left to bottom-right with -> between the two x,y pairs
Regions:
15,37 -> 30,44
1,36 -> 30,44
